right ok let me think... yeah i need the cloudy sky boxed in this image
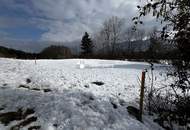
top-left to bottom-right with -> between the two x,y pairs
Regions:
0,0 -> 157,51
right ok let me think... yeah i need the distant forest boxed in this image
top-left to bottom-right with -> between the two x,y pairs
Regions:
0,43 -> 179,61
0,45 -> 72,59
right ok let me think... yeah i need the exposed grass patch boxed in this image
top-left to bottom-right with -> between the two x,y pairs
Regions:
0,109 -> 23,125
0,108 -> 35,126
53,124 -> 58,128
18,84 -> 52,93
30,88 -> 41,91
26,78 -> 32,84
3,83 -> 7,86
18,85 -> 30,89
84,85 -> 89,88
127,106 -> 140,121
23,108 -> 35,117
43,89 -> 52,93
119,99 -> 126,106
92,81 -> 104,86
111,102 -> 118,109
28,126 -> 41,130
10,116 -> 37,130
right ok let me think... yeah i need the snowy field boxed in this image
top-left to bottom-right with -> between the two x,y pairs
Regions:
0,58 -> 168,130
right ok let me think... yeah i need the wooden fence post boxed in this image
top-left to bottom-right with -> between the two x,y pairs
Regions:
139,70 -> 146,122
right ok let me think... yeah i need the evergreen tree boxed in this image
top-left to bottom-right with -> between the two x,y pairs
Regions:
81,32 -> 94,56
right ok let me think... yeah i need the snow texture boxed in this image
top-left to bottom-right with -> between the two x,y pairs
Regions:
0,58 -> 166,130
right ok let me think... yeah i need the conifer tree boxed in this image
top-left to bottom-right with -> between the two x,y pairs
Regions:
81,32 -> 94,56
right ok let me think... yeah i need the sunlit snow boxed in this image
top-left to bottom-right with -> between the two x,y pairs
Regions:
0,58 -> 167,130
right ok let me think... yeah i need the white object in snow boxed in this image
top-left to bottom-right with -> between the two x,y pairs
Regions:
77,60 -> 85,69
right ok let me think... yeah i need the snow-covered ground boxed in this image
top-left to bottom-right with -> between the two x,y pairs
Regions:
0,58 -> 168,130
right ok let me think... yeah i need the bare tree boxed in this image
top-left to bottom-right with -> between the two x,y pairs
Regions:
123,27 -> 145,53
132,28 -> 145,41
98,16 -> 124,55
123,27 -> 136,53
135,28 -> 146,51
110,16 -> 124,55
147,27 -> 166,59
93,31 -> 105,54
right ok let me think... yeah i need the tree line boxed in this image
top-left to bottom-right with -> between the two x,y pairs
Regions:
0,45 -> 72,59
80,16 -> 178,60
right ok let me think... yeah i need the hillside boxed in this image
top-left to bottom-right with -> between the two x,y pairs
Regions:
39,45 -> 72,59
0,45 -> 72,59
0,46 -> 36,59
